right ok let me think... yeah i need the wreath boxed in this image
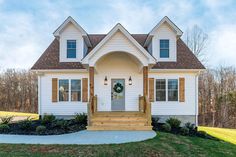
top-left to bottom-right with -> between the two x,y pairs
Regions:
113,82 -> 124,93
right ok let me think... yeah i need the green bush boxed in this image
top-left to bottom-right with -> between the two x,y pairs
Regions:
161,123 -> 171,132
166,117 -> 181,131
0,124 -> 10,133
41,114 -> 56,124
36,125 -> 46,134
55,120 -> 69,130
185,122 -> 197,135
0,116 -> 14,124
19,117 -> 33,131
74,113 -> 87,125
197,131 -> 207,138
180,126 -> 189,136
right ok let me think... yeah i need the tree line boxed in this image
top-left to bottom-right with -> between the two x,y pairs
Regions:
0,69 -> 37,113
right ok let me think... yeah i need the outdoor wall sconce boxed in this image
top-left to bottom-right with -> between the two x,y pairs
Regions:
129,76 -> 132,85
104,76 -> 108,85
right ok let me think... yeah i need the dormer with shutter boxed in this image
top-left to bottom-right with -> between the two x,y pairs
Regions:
53,16 -> 92,62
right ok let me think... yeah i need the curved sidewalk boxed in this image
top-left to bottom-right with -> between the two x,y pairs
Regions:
0,130 -> 156,145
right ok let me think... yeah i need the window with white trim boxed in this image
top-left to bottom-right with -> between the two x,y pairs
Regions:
71,79 -> 81,101
59,79 -> 69,101
155,78 -> 178,101
160,39 -> 169,58
168,79 -> 178,101
156,79 -> 166,101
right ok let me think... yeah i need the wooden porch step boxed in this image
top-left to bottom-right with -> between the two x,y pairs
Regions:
91,117 -> 147,122
92,121 -> 147,126
94,111 -> 145,117
87,125 -> 153,131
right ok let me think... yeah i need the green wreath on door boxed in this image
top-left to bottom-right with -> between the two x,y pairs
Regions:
113,82 -> 124,93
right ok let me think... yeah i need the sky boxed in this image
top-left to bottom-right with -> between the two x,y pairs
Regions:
0,0 -> 236,70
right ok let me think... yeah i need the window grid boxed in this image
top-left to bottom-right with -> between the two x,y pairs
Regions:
71,79 -> 81,102
160,39 -> 169,58
168,79 -> 178,101
67,40 -> 76,58
59,79 -> 69,102
156,79 -> 166,101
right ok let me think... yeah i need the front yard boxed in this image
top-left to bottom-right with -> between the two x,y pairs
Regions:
0,131 -> 235,157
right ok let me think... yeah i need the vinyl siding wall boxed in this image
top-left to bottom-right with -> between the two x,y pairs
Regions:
149,72 -> 198,116
40,73 -> 88,116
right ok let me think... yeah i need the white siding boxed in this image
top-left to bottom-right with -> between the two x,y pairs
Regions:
40,73 -> 88,115
152,22 -> 177,62
59,23 -> 84,62
89,31 -> 149,66
95,52 -> 143,111
149,72 -> 197,115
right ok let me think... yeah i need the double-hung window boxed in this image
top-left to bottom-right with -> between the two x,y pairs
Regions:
168,79 -> 178,101
59,79 -> 69,101
160,39 -> 169,58
156,79 -> 178,101
156,79 -> 166,101
67,40 -> 76,58
71,79 -> 81,101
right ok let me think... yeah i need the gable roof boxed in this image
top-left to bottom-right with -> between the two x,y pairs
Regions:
82,23 -> 156,65
53,16 -> 92,47
144,16 -> 183,46
31,35 -> 205,70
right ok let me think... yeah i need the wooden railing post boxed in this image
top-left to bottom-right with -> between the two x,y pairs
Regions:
94,95 -> 97,113
144,95 -> 152,126
139,95 -> 144,113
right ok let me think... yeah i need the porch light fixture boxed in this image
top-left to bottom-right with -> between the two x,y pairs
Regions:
104,76 -> 108,85
129,76 -> 132,85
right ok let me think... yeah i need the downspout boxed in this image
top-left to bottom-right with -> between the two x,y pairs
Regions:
38,75 -> 41,118
195,73 -> 199,126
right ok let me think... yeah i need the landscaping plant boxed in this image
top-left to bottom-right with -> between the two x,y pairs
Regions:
36,125 -> 46,135
74,113 -> 87,125
0,124 -> 10,133
166,117 -> 181,133
0,116 -> 14,124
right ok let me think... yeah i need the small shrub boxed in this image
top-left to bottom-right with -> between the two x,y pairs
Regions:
0,124 -> 10,133
54,120 -> 70,130
180,126 -> 189,136
185,122 -> 197,135
196,131 -> 207,138
161,123 -> 171,132
36,125 -> 46,135
166,117 -> 181,132
152,117 -> 160,131
41,114 -> 56,124
0,116 -> 14,124
19,117 -> 33,131
74,113 -> 87,125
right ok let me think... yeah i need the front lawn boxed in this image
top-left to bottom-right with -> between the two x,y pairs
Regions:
0,131 -> 235,157
0,111 -> 39,120
199,126 -> 236,144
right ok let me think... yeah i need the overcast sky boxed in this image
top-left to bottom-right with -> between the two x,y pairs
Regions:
0,0 -> 236,70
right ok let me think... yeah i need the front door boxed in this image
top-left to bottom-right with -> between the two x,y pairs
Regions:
111,79 -> 125,111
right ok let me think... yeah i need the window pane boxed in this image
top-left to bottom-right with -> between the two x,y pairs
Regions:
67,40 -> 76,58
160,40 -> 169,58
168,79 -> 178,101
71,80 -> 81,101
160,49 -> 169,58
156,79 -> 166,101
59,80 -> 69,101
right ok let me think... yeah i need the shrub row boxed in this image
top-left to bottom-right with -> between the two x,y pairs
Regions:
152,117 -> 213,139
0,113 -> 87,135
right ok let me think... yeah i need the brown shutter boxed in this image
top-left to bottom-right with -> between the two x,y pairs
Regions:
82,78 -> 88,102
52,78 -> 58,102
179,78 -> 185,102
149,78 -> 154,102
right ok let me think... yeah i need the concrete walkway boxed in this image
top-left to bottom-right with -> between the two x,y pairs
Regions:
0,130 -> 156,145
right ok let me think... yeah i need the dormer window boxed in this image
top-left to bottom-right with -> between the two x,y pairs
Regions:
160,39 -> 169,58
67,40 -> 76,58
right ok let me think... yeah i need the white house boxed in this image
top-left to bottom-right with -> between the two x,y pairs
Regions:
31,16 -> 205,130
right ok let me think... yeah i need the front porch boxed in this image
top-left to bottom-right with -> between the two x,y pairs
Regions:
87,95 -> 152,130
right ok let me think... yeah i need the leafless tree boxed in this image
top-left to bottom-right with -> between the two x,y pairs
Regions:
184,25 -> 208,63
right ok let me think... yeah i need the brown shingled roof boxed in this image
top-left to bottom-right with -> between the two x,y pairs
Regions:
31,34 -> 205,70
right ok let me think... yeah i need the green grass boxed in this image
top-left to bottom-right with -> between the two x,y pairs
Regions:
0,132 -> 235,157
199,126 -> 236,144
0,111 -> 39,120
